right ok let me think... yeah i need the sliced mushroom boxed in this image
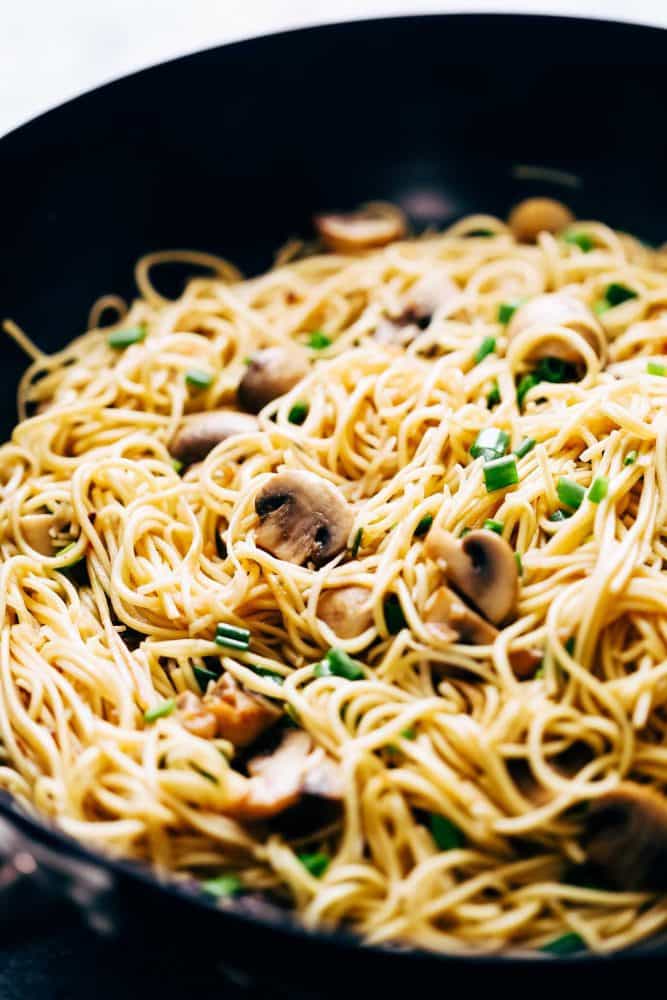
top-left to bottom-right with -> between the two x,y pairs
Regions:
170,410 -> 259,466
255,470 -> 353,567
424,527 -> 519,626
20,512 -> 72,556
232,729 -> 343,820
424,585 -> 498,644
237,346 -> 309,414
508,197 -> 574,244
317,586 -> 374,639
176,690 -> 218,740
204,673 -> 282,747
506,292 -> 605,365
510,647 -> 543,679
314,203 -> 407,253
511,743 -> 593,807
584,781 -> 667,890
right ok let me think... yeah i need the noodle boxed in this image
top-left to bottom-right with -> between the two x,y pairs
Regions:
2,207 -> 667,956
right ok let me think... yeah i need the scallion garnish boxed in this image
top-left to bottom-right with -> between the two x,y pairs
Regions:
193,665 -> 219,691
514,437 -> 536,460
467,229 -> 493,237
540,932 -> 586,955
486,381 -> 501,408
535,356 -> 576,384
307,330 -> 332,350
474,335 -> 496,364
144,699 -> 176,723
185,368 -> 214,389
549,509 -> 571,522
483,519 -> 504,535
624,450 -> 638,466
470,427 -> 510,462
565,636 -> 576,656
557,477 -> 586,511
593,300 -> 610,315
384,594 -> 407,635
517,373 -> 539,408
414,514 -> 434,538
588,476 -> 608,503
298,852 -> 330,877
215,623 -> 251,651
107,325 -> 146,349
202,873 -> 242,897
563,231 -> 594,252
288,401 -> 308,424
350,526 -> 363,557
483,455 -> 519,493
497,301 -> 521,324
647,360 -> 667,376
604,282 -> 638,307
314,648 -> 364,681
514,551 -> 523,576
171,458 -> 184,473
429,814 -> 464,850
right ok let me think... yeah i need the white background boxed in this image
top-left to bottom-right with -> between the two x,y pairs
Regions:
2,0 -> 666,138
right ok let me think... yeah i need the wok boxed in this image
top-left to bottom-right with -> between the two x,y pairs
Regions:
1,13 -> 667,988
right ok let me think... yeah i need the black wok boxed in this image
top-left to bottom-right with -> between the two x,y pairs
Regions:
1,13 -> 667,989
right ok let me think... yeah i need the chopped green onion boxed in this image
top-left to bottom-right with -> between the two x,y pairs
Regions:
467,229 -> 493,237
540,932 -> 586,955
242,356 -> 253,365
557,477 -> 586,511
470,427 -> 510,462
534,665 -> 545,679
588,476 -> 608,503
604,282 -> 638,307
414,514 -> 434,538
315,648 -> 365,681
565,636 -> 576,656
171,458 -> 184,473
535,356 -> 576,384
624,450 -> 638,466
288,401 -> 308,424
401,727 -> 417,740
202,873 -> 242,897
253,667 -> 284,685
215,622 -> 250,651
514,437 -> 536,460
284,703 -> 301,727
486,381 -> 501,408
483,518 -> 504,535
185,368 -> 213,389
307,330 -> 332,350
144,699 -> 176,723
429,814 -> 464,851
516,373 -> 539,408
192,763 -> 218,784
497,301 -> 521,324
384,594 -> 407,635
474,335 -> 496,364
350,527 -> 363,557
593,299 -> 610,316
549,508 -> 571,522
514,551 -> 523,576
563,231 -> 594,252
107,325 -> 146,349
647,360 -> 667,376
298,852 -> 330,877
483,455 -> 519,493
56,542 -> 83,567
193,665 -> 219,691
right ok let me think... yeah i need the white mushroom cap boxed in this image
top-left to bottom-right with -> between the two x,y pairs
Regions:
238,347 -> 309,414
314,203 -> 407,253
170,410 -> 259,466
508,197 -> 574,244
317,586 -> 374,639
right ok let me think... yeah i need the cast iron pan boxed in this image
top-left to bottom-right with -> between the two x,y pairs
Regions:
1,13 -> 667,988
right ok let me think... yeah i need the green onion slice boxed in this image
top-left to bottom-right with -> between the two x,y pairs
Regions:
414,514 -> 434,538
298,852 -> 330,877
315,648 -> 364,681
202,873 -> 243,897
563,231 -> 594,252
383,594 -> 407,635
350,527 -> 363,557
483,518 -> 504,535
647,361 -> 667,376
588,476 -> 608,503
497,300 -> 522,324
185,368 -> 213,389
624,450 -> 638,466
604,282 -> 638,307
307,330 -> 332,350
486,381 -> 501,407
144,699 -> 176,723
514,437 -> 536,460
470,427 -> 509,461
474,335 -> 496,364
557,477 -> 586,511
483,455 -> 519,493
540,932 -> 586,955
429,814 -> 464,851
107,326 -> 146,349
288,401 -> 308,424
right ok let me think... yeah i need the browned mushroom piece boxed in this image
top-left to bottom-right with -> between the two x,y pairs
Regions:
203,673 -> 282,747
255,470 -> 353,567
170,410 -> 259,466
176,690 -> 218,740
584,781 -> 667,890
510,743 -> 593,807
237,347 -> 309,414
424,527 -> 519,626
20,512 -> 73,556
317,586 -> 374,639
506,292 -> 606,365
509,647 -> 543,679
231,730 -> 343,820
508,197 -> 574,244
314,203 -> 407,254
424,586 -> 498,645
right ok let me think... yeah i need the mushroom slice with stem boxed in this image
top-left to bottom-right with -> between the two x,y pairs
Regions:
237,347 -> 309,414
424,586 -> 497,645
424,527 -> 519,626
203,673 -> 282,747
508,197 -> 574,244
314,203 -> 407,253
170,410 -> 259,466
584,781 -> 667,890
20,512 -> 73,556
317,586 -> 374,639
255,470 -> 353,567
507,292 -> 605,366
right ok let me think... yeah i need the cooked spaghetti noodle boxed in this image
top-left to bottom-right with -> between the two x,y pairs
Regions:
2,202 -> 667,956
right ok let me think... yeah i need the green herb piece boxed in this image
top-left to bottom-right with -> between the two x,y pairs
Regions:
401,727 -> 417,740
534,665 -> 545,679
107,325 -> 146,349
557,477 -> 586,511
185,368 -> 213,389
215,622 -> 250,651
242,356 -> 253,365
604,282 -> 638,307
56,541 -> 83,567
624,450 -> 638,466
593,300 -> 610,316
588,476 -> 608,503
514,437 -> 536,460
298,852 -> 330,877
144,699 -> 176,723
171,458 -> 184,473
474,335 -> 496,364
563,231 -> 594,252
549,508 -> 571,522
497,301 -> 522,324
284,703 -> 301,727
429,814 -> 464,851
288,401 -> 308,424
565,636 -> 576,656
647,360 -> 667,377
467,229 -> 493,237
540,932 -> 586,955
483,455 -> 519,493
202,873 -> 243,897
384,594 -> 407,635
414,514 -> 434,538
253,667 -> 284,685
470,427 -> 510,461
535,356 -> 576,384
486,381 -> 501,408
315,648 -> 365,681
193,665 -> 219,691
514,551 -> 523,576
350,527 -> 363,557
483,519 -> 504,535
517,373 -> 539,408
307,330 -> 332,350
